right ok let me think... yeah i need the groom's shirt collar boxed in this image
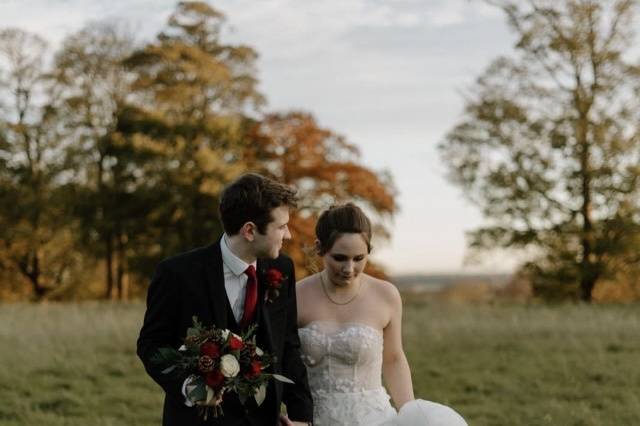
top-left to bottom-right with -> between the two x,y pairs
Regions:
220,233 -> 257,277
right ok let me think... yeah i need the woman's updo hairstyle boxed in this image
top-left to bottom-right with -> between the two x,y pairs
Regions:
315,203 -> 372,255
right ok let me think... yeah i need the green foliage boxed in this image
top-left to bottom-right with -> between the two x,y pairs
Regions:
150,347 -> 181,374
116,1 -> 262,264
0,28 -> 78,300
440,0 -> 640,301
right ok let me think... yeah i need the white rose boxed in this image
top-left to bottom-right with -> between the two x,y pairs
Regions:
220,354 -> 240,378
255,347 -> 264,356
221,329 -> 230,340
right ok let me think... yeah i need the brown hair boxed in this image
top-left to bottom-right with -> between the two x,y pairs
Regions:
315,203 -> 372,255
219,173 -> 297,235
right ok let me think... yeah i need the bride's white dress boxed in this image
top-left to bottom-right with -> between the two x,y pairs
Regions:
298,321 -> 396,425
298,321 -> 468,426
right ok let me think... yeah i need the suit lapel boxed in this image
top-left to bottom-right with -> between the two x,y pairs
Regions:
203,240 -> 228,329
256,259 -> 274,354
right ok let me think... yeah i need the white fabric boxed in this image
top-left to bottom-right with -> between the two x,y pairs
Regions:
299,321 -> 468,426
220,234 -> 257,322
381,400 -> 468,426
298,321 -> 396,425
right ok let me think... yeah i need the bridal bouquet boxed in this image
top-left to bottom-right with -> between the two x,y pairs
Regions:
152,317 -> 292,418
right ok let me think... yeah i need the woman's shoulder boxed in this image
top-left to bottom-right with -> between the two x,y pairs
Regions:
365,274 -> 401,303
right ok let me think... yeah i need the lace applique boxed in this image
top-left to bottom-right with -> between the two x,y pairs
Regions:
298,322 -> 396,425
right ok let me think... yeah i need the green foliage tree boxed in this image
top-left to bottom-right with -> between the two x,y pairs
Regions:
0,29 -> 73,299
118,1 -> 264,274
54,22 -> 138,299
439,0 -> 640,301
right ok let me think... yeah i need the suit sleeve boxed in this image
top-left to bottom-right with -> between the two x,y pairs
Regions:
137,261 -> 185,399
280,258 -> 314,422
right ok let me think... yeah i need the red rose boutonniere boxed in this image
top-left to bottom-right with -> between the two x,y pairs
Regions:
264,267 -> 285,303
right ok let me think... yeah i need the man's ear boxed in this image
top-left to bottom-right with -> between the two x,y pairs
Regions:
240,222 -> 258,242
314,239 -> 323,256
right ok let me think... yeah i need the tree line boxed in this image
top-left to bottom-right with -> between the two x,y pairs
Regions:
0,2 -> 396,301
4,0 -> 639,303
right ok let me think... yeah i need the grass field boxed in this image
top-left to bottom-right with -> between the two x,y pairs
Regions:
0,301 -> 638,425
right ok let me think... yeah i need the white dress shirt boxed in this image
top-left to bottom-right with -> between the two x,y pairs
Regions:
220,233 -> 257,323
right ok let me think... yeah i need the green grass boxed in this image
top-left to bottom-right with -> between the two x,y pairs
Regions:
404,302 -> 640,425
0,302 -> 638,425
0,303 -> 161,426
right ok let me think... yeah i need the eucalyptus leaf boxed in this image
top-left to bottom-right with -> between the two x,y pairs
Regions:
272,374 -> 294,384
187,380 -> 207,402
161,365 -> 177,374
254,384 -> 267,406
206,386 -> 214,404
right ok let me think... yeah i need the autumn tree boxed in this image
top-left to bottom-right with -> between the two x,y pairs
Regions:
119,1 -> 263,272
245,112 -> 396,278
439,0 -> 640,301
54,22 -> 137,299
0,29 -> 73,299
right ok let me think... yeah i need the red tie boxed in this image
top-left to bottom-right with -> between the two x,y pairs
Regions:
240,265 -> 258,328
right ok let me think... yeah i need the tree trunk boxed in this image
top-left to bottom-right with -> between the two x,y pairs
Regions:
30,252 -> 47,300
116,231 -> 129,300
105,236 -> 114,299
580,274 -> 595,302
575,73 -> 595,302
17,250 -> 47,300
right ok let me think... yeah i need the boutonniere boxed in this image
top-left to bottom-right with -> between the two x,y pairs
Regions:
264,267 -> 286,303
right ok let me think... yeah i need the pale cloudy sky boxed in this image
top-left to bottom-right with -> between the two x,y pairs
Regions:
0,0 -> 520,274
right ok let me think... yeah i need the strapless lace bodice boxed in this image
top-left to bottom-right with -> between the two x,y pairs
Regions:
299,321 -> 396,425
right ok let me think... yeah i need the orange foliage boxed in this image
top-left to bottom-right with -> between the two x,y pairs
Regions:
245,112 -> 396,278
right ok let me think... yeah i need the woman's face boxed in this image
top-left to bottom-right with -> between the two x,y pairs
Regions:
322,233 -> 369,287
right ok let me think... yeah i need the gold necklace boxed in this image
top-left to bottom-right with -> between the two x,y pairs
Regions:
319,272 -> 362,306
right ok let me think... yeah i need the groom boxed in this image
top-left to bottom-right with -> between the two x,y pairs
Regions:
137,173 -> 313,425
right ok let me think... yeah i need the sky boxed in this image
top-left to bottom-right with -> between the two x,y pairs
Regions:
0,0 -> 520,275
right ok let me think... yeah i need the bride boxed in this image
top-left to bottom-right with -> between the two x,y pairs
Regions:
295,203 -> 467,426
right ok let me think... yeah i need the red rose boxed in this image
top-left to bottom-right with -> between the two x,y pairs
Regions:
205,369 -> 225,389
266,268 -> 283,288
201,342 -> 221,359
245,360 -> 262,379
228,334 -> 243,351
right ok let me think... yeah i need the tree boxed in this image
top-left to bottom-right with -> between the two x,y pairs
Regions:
119,1 -> 264,272
245,111 -> 397,278
53,22 -> 137,299
439,0 -> 640,301
0,29 -> 72,299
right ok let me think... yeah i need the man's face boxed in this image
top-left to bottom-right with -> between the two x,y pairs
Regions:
252,205 -> 291,259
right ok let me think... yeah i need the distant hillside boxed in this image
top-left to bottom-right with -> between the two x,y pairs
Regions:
391,273 -> 512,292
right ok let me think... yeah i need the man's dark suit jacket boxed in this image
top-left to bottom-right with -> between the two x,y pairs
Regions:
137,241 -> 313,425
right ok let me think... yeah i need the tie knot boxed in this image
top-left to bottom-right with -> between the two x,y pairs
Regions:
245,265 -> 256,279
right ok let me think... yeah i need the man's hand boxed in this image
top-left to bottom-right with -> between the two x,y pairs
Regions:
195,396 -> 223,407
279,414 -> 310,426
